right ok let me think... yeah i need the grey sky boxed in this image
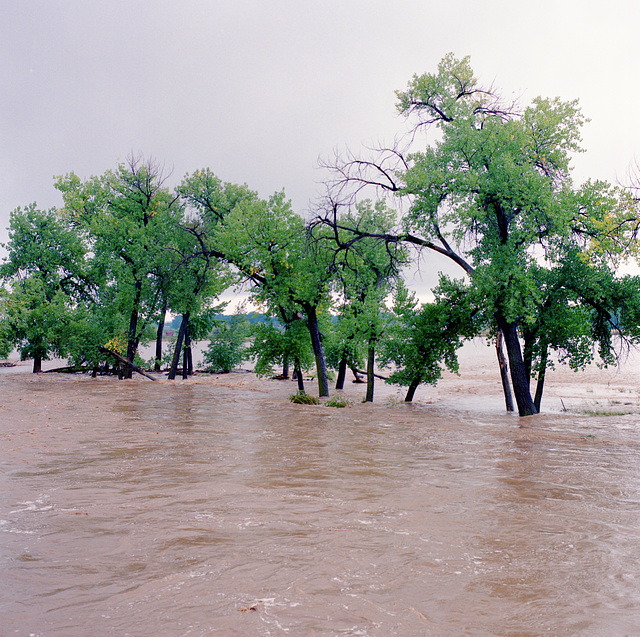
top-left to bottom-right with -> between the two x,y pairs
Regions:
2,0 -> 639,294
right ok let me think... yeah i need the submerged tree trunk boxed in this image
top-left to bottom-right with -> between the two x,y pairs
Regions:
497,313 -> 537,417
182,325 -> 192,379
182,326 -> 190,380
282,352 -> 290,379
168,312 -> 190,380
336,357 -> 347,390
304,304 -> 329,397
154,300 -> 167,371
294,358 -> 305,393
533,343 -> 549,413
125,280 -> 143,380
364,344 -> 375,402
99,346 -> 157,381
32,353 -> 42,374
495,330 -> 515,412
405,378 -> 420,402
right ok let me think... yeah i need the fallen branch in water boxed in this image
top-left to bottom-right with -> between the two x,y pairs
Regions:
99,347 -> 158,381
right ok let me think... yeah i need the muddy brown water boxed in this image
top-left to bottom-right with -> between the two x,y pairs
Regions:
2,342 -> 640,636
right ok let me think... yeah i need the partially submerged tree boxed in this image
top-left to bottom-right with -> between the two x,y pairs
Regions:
379,279 -> 477,402
214,191 -> 335,396
56,155 -> 185,378
317,54 -> 640,415
248,317 -> 315,392
0,204 -> 89,372
323,199 -> 409,401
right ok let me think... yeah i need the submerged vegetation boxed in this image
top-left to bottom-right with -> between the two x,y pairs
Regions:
289,392 -> 320,405
2,55 -> 640,416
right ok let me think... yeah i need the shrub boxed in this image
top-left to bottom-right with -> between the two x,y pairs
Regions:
325,395 -> 351,408
289,391 -> 319,405
202,315 -> 248,373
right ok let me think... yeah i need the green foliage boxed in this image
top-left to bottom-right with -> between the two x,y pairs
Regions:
322,54 -> 640,414
289,391 -> 319,405
0,205 -> 91,369
248,318 -> 314,378
379,281 -> 476,393
325,395 -> 351,408
202,314 -> 248,373
212,189 -> 334,395
54,156 -> 188,371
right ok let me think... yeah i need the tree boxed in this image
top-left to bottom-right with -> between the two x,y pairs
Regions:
202,313 -> 249,373
324,199 -> 409,401
318,54 -> 639,416
248,316 -> 315,392
213,191 -> 335,397
518,252 -> 640,411
55,155 -> 185,378
0,204 -> 89,372
380,279 -> 477,402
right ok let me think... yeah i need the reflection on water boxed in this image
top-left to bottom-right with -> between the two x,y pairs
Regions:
2,371 -> 640,636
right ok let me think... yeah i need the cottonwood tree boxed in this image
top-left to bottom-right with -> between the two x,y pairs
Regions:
320,199 -> 409,401
248,317 -> 315,392
317,54 -> 640,416
379,279 -> 477,402
214,191 -> 335,396
0,204 -> 89,372
56,155 -> 184,378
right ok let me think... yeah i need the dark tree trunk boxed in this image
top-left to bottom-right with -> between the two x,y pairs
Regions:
304,304 -> 329,397
154,300 -> 167,371
364,344 -> 375,402
495,330 -> 515,412
282,353 -> 290,379
497,313 -> 537,416
182,325 -> 192,379
534,343 -> 549,413
336,357 -> 347,390
294,358 -> 305,393
125,280 -> 143,379
33,353 -> 42,374
405,378 -> 419,402
168,312 -> 190,380
522,332 -> 533,388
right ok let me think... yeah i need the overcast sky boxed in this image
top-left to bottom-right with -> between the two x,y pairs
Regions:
2,0 -> 639,295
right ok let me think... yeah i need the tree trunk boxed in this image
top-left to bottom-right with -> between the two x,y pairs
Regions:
154,300 -> 167,371
182,325 -> 192,379
364,344 -> 375,402
282,352 -> 290,379
534,343 -> 549,413
294,358 -> 305,393
405,379 -> 419,402
496,313 -> 537,416
336,357 -> 347,390
125,280 -> 143,379
495,330 -> 515,412
168,312 -> 190,380
32,353 -> 42,374
304,304 -> 329,397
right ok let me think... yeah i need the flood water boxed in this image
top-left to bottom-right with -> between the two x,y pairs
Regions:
2,347 -> 640,636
